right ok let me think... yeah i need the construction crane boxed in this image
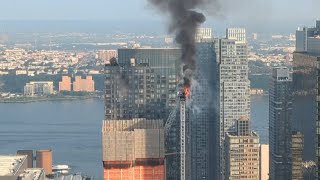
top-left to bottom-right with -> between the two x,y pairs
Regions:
164,105 -> 178,135
179,92 -> 187,180
164,90 -> 186,135
164,91 -> 187,180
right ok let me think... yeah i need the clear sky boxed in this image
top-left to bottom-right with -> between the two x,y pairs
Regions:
0,0 -> 319,33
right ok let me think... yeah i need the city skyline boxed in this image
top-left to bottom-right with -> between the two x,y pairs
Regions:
0,0 -> 320,178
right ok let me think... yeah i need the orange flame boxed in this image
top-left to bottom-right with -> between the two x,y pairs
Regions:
184,87 -> 191,98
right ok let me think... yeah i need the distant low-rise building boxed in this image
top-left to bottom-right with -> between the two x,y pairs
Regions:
24,82 -> 54,96
88,70 -> 100,75
251,89 -> 264,95
27,71 -> 35,77
15,70 -> 27,75
73,76 -> 94,92
0,71 -> 9,75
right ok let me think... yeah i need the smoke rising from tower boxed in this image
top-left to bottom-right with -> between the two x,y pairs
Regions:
109,57 -> 129,99
148,0 -> 218,88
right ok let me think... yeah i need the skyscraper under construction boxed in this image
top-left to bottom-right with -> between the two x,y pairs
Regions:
103,48 -> 180,180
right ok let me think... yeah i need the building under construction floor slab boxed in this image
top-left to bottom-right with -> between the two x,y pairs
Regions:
102,119 -> 165,180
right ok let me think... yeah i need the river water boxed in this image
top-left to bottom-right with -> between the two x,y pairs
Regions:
0,96 -> 269,179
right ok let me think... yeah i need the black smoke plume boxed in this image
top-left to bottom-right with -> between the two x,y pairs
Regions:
148,0 -> 209,87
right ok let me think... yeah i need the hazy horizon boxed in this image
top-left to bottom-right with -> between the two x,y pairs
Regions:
0,0 -> 319,34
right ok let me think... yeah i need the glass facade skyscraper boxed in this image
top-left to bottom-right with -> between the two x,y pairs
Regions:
269,67 -> 293,180
105,48 -> 181,120
103,48 -> 181,180
189,42 -> 219,179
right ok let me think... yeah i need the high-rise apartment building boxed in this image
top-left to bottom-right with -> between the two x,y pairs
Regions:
117,48 -> 180,79
269,67 -> 293,180
103,49 -> 181,179
296,20 -> 320,54
316,57 -> 320,178
293,51 -> 317,167
188,42 -> 219,179
218,29 -> 251,179
195,28 -> 213,42
104,59 -> 177,120
107,48 -> 180,119
219,38 -> 250,137
226,28 -> 247,43
73,76 -> 95,92
36,150 -> 52,175
294,22 -> 320,178
24,82 -> 54,96
224,117 -> 260,180
59,76 -> 72,92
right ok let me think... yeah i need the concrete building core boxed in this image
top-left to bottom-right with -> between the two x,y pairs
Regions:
102,119 -> 165,180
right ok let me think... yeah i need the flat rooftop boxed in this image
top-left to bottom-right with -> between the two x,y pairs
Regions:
19,168 -> 44,180
0,155 -> 27,176
227,131 -> 259,138
55,174 -> 94,180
